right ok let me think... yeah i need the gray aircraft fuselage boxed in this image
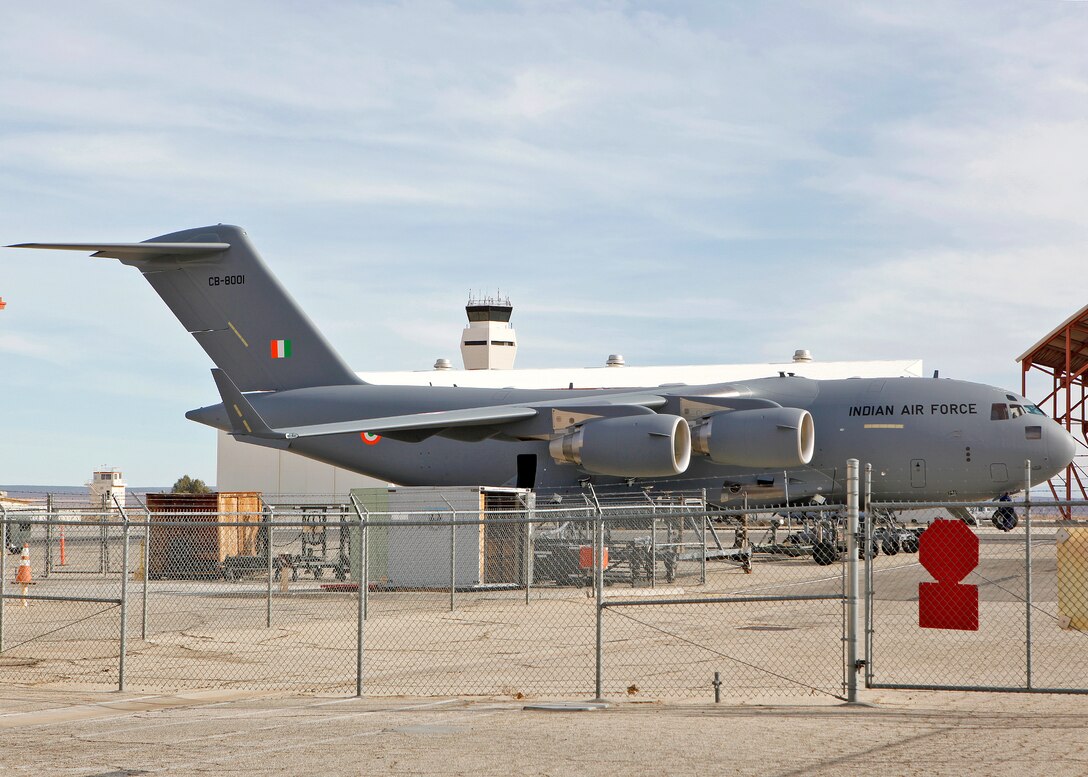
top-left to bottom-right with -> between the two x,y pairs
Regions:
187,373 -> 1074,504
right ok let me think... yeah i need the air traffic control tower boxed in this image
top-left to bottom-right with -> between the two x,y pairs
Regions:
460,295 -> 518,370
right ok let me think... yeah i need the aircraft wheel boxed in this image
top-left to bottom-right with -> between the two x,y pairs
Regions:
881,536 -> 900,556
901,535 -> 919,554
813,541 -> 838,566
993,509 -> 1018,532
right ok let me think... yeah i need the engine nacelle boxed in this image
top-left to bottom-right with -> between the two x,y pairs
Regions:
549,414 -> 692,477
691,407 -> 814,468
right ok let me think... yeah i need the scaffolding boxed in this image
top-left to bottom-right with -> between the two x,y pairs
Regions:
1018,303 -> 1088,507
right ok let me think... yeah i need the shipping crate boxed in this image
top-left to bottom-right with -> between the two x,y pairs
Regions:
146,492 -> 262,579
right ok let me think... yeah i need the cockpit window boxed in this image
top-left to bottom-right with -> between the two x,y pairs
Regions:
992,402 -> 1046,420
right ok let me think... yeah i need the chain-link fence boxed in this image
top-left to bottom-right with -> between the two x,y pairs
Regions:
865,496 -> 1088,694
597,499 -> 853,701
0,487 -> 853,699
4,480 -> 1087,700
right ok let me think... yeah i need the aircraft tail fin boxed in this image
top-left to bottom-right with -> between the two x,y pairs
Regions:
12,225 -> 362,392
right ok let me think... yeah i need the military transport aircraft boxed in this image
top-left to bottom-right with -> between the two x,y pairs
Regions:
10,225 -> 1077,506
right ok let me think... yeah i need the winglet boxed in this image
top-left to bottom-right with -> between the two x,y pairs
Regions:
210,368 -> 292,441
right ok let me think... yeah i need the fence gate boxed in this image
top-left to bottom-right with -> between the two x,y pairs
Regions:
596,500 -> 856,702
865,498 -> 1088,694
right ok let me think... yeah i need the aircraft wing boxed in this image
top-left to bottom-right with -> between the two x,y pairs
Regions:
206,368 -> 673,442
280,405 -> 541,438
206,367 -> 778,447
279,392 -> 669,439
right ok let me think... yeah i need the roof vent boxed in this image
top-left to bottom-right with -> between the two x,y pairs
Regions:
434,358 -> 453,371
606,354 -> 625,367
792,349 -> 813,363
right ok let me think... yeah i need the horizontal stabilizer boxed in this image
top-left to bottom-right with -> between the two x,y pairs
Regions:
210,368 -> 283,440
9,242 -> 230,261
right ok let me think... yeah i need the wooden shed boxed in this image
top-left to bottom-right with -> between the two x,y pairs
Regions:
146,492 -> 262,579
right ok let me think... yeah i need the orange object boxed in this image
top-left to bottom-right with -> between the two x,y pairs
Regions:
15,544 -> 32,584
0,297 -> 6,310
579,545 -> 608,570
59,529 -> 67,566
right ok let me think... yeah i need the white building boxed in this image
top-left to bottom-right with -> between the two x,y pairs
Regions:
87,469 -> 127,512
460,296 -> 517,370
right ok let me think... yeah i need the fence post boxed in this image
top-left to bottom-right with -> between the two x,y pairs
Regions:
594,498 -> 605,701
845,458 -> 860,704
348,494 -> 369,621
363,517 -> 369,618
45,504 -> 53,577
142,506 -> 150,639
348,493 -> 371,697
1,510 -> 7,653
524,510 -> 532,606
650,516 -> 657,588
701,513 -> 707,585
113,494 -> 130,692
450,510 -> 457,612
46,494 -> 55,576
863,462 -> 873,688
99,494 -> 108,575
1024,458 -> 1032,690
265,505 -> 274,628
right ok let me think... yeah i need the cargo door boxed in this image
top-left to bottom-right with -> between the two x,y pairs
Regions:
516,454 -> 537,489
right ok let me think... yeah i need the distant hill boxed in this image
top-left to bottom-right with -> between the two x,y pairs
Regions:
0,485 -> 175,500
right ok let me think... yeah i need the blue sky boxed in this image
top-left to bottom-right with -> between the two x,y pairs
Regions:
2,1 -> 1087,486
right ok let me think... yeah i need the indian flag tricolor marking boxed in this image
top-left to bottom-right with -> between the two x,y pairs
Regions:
361,432 -> 381,445
270,339 -> 292,359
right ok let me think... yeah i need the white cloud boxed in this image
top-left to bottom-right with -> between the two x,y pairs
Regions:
0,332 -> 63,361
755,244 -> 1085,386
817,120 -> 1088,237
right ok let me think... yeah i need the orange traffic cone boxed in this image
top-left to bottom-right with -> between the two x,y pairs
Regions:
16,544 -> 32,606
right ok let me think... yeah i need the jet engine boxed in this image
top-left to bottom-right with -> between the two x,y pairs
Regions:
548,414 -> 692,477
691,407 -> 814,468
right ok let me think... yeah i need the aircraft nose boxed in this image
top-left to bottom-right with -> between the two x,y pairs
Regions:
1045,422 -> 1078,479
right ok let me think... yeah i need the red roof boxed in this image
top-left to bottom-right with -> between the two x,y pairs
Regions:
1017,302 -> 1088,376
